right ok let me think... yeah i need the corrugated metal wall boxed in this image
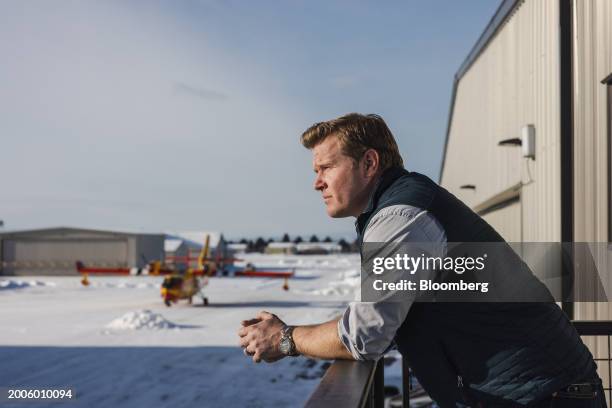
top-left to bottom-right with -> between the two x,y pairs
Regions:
441,0 -> 561,242
442,0 -> 612,391
572,0 -> 611,245
571,0 -> 612,343
481,200 -> 522,242
12,239 -> 127,263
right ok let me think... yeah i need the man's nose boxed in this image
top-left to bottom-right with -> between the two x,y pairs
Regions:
313,173 -> 325,191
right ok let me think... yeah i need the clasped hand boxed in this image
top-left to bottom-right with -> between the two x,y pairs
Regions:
238,311 -> 286,363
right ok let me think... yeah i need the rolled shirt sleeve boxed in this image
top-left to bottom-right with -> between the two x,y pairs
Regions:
338,205 -> 447,361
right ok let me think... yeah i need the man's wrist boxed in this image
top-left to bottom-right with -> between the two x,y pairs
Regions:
279,325 -> 299,356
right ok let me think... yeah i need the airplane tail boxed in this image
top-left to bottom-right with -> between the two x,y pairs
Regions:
198,235 -> 211,271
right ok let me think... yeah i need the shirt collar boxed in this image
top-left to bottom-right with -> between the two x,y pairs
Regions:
355,166 -> 408,231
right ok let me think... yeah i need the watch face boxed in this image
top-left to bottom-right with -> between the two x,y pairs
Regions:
279,338 -> 290,355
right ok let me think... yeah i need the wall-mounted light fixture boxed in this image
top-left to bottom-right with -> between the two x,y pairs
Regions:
497,125 -> 536,160
521,124 -> 536,159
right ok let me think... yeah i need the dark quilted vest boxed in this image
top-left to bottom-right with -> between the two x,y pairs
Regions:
356,168 -> 597,407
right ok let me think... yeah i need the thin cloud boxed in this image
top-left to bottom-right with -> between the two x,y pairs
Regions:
173,81 -> 228,101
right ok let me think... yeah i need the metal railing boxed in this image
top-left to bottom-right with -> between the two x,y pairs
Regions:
304,359 -> 384,408
305,320 -> 612,408
572,320 -> 612,404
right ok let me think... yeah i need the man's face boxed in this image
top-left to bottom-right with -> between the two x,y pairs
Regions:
312,136 -> 371,218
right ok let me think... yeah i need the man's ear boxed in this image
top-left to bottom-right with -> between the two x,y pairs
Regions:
362,149 -> 380,178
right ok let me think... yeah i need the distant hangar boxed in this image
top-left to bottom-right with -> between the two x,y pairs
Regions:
0,227 -> 164,276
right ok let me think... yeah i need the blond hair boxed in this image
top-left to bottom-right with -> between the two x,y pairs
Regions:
300,113 -> 404,170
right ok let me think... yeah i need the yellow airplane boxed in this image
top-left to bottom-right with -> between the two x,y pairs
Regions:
160,236 -> 212,306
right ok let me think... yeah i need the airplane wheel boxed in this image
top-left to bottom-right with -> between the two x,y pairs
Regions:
164,299 -> 171,307
203,297 -> 209,306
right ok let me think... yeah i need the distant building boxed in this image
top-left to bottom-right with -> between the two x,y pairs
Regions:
164,238 -> 189,263
164,231 -> 227,267
0,227 -> 164,276
265,242 -> 297,255
296,242 -> 342,255
227,243 -> 248,253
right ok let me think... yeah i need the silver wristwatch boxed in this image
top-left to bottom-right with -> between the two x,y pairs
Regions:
279,325 -> 299,356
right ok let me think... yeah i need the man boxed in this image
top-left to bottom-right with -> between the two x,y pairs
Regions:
238,113 -> 604,407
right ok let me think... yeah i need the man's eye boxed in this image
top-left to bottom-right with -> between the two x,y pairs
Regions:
315,165 -> 331,174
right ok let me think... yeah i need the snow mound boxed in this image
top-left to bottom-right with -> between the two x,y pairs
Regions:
311,281 -> 357,297
0,279 -> 56,290
299,258 -> 352,269
340,269 -> 360,279
105,310 -> 179,330
305,269 -> 360,298
95,281 -> 157,289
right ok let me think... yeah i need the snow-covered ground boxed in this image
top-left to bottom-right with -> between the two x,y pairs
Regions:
0,254 -> 412,408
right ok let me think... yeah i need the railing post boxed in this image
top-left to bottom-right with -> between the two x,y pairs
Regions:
365,359 -> 385,408
402,356 -> 410,408
372,358 -> 384,408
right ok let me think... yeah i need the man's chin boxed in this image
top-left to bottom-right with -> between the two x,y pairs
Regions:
326,206 -> 350,218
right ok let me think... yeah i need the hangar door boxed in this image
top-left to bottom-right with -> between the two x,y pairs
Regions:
2,238 -> 129,276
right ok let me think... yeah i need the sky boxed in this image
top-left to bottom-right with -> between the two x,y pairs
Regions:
0,0 -> 500,240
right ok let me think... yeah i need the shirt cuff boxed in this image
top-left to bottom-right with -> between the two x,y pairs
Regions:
337,311 -> 366,361
337,304 -> 393,361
